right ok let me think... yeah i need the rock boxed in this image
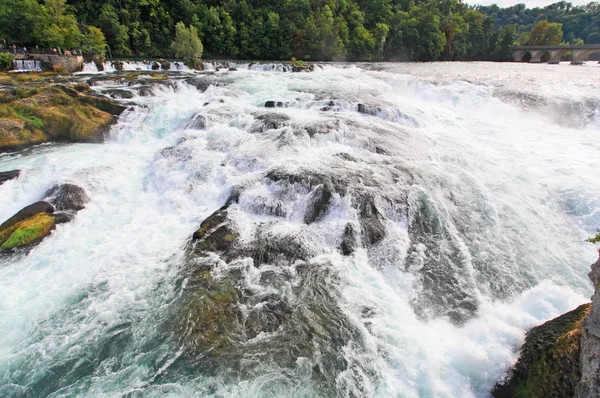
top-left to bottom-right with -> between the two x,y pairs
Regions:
492,303 -> 591,398
265,101 -> 286,108
104,89 -> 135,100
356,194 -> 386,246
152,62 -> 160,71
186,113 -> 207,130
79,95 -> 127,116
340,223 -> 356,255
357,103 -> 382,116
228,67 -> 238,71
191,206 -> 239,257
0,201 -> 56,250
251,113 -> 290,133
42,184 -> 90,211
304,185 -> 333,224
159,59 -> 170,70
577,255 -> 600,397
73,82 -> 91,93
0,170 -> 20,185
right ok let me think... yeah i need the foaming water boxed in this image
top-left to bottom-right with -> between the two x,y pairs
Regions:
0,63 -> 598,397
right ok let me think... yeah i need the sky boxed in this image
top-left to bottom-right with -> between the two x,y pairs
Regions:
469,0 -> 592,8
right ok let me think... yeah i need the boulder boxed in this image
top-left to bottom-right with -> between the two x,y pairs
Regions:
340,223 -> 356,255
42,183 -> 90,211
492,303 -> 591,398
0,170 -> 20,185
251,113 -> 290,133
0,201 -> 56,250
186,113 -> 207,130
304,185 -> 333,224
357,103 -> 382,116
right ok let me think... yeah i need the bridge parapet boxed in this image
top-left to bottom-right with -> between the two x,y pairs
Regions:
511,45 -> 600,65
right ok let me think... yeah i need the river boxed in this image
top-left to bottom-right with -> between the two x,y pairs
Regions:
1,61 -> 599,397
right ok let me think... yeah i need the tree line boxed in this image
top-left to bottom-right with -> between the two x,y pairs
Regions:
1,0 -> 599,62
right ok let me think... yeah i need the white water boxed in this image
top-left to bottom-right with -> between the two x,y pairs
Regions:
1,62 -> 599,397
12,60 -> 42,72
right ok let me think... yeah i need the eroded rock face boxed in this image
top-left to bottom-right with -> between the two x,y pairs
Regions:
577,255 -> 600,398
493,303 -> 591,398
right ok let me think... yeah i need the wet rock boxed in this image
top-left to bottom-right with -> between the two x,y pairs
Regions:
493,303 -> 591,398
244,294 -> 292,339
357,103 -> 381,116
191,206 -> 239,257
79,95 -> 127,116
340,223 -> 356,255
104,89 -> 135,100
186,113 -> 207,130
42,184 -> 90,211
0,170 -> 20,185
251,113 -> 290,133
304,185 -> 333,224
264,101 -> 286,108
248,230 -> 311,267
0,201 -> 56,250
151,62 -> 160,71
228,67 -> 238,72
356,194 -> 386,246
577,255 -> 600,397
53,211 -> 76,224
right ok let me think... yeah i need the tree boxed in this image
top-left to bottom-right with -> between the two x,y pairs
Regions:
171,22 -> 203,59
527,20 -> 563,45
0,0 -> 44,44
40,0 -> 82,49
82,26 -> 107,55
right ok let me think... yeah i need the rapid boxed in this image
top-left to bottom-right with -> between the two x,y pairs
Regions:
1,61 -> 600,397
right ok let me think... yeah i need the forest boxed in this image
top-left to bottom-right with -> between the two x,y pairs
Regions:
1,0 -> 599,62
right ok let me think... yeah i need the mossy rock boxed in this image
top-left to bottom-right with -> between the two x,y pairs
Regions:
0,211 -> 56,250
173,269 -> 242,356
0,75 -> 123,152
493,303 -> 592,398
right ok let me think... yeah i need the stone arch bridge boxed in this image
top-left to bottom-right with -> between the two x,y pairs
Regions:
512,44 -> 600,64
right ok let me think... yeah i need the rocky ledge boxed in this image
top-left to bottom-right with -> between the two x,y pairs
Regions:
493,254 -> 600,397
0,73 -> 125,153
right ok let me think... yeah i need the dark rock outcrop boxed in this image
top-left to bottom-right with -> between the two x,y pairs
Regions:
492,303 -> 591,398
357,103 -> 381,116
42,183 -> 90,211
340,223 -> 357,255
304,185 -> 333,224
191,206 -> 239,258
0,170 -> 20,185
577,255 -> 600,397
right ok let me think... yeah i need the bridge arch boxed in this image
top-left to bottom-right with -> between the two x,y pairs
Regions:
589,51 -> 600,61
520,52 -> 532,62
540,52 -> 551,63
512,44 -> 600,65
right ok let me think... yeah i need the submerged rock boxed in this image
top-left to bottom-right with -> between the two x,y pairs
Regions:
191,206 -> 239,258
0,170 -> 20,185
492,303 -> 591,398
264,101 -> 286,108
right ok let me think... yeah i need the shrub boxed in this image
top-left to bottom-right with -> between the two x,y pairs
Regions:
0,53 -> 14,72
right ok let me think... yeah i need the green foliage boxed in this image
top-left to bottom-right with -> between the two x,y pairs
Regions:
0,54 -> 14,72
82,26 -> 107,55
587,230 -> 600,244
171,22 -> 203,59
1,0 -> 598,62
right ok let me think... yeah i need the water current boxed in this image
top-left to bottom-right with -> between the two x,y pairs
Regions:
1,61 -> 600,397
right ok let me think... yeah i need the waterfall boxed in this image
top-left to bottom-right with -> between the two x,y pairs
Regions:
12,59 -> 42,72
1,62 -> 598,397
